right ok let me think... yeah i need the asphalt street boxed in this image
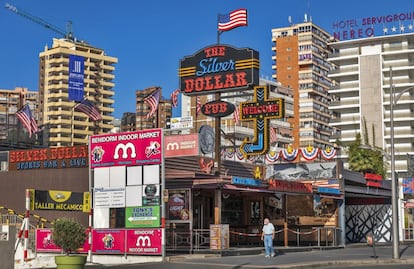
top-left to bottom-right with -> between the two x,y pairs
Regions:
81,244 -> 414,269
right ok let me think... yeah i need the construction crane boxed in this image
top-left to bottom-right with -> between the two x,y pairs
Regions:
4,2 -> 75,41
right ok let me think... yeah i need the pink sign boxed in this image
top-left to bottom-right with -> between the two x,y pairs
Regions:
36,228 -> 88,253
90,129 -> 163,168
92,229 -> 125,254
164,134 -> 199,157
126,228 -> 162,255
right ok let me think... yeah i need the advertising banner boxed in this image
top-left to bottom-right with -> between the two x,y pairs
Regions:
92,229 -> 125,254
168,116 -> 193,130
36,228 -> 89,253
68,55 -> 85,102
125,206 -> 160,228
90,129 -> 163,168
167,190 -> 190,221
30,189 -> 90,212
126,228 -> 162,255
164,134 -> 199,157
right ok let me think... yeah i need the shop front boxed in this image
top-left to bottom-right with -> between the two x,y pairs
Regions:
164,156 -> 344,251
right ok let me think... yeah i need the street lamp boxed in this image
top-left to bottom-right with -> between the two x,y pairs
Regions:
389,67 -> 414,259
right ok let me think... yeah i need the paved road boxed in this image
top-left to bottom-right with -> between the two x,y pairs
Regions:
81,244 -> 414,269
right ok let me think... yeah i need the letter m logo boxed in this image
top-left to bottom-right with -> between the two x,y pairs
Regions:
136,235 -> 151,247
166,142 -> 179,150
114,142 -> 136,159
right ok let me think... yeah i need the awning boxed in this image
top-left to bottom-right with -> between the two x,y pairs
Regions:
222,184 -> 274,193
404,202 -> 414,208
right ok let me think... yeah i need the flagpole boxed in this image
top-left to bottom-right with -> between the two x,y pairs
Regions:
217,14 -> 222,44
195,97 -> 198,132
71,105 -> 74,146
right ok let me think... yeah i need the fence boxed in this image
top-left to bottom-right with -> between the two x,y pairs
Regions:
404,227 -> 414,241
167,226 -> 343,251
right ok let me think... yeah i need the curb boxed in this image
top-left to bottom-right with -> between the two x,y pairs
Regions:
277,258 -> 414,269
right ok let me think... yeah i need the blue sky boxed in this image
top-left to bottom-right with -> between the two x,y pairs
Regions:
0,0 -> 413,118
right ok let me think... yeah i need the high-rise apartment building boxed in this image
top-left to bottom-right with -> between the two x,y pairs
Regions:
38,38 -> 118,147
135,87 -> 172,130
328,33 -> 414,174
0,87 -> 38,142
271,22 -> 335,149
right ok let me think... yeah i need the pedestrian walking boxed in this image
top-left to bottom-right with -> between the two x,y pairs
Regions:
261,217 -> 275,257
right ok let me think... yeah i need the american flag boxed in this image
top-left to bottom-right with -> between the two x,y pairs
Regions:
233,104 -> 240,125
144,88 -> 161,119
15,104 -> 39,137
74,98 -> 102,121
196,96 -> 201,116
403,178 -> 414,194
218,8 -> 248,32
270,127 -> 277,144
170,89 -> 180,108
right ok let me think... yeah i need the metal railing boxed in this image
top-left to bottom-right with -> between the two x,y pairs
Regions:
403,228 -> 414,241
166,226 -> 343,251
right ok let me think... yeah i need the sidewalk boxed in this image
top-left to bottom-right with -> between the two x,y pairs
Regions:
167,244 -> 414,268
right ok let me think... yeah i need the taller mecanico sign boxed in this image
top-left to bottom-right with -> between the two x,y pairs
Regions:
89,129 -> 162,168
179,44 -> 259,95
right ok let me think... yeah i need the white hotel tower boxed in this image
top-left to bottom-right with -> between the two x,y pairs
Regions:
328,32 -> 414,175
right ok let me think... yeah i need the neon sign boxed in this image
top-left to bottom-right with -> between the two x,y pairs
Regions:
179,45 -> 259,95
239,85 -> 284,157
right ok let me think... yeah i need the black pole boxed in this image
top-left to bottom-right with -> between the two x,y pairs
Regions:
217,14 -> 222,44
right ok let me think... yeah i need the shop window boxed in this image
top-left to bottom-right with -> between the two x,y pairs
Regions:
222,195 -> 244,226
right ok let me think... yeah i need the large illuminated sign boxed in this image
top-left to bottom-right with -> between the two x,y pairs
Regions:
239,85 -> 284,157
332,11 -> 414,40
179,45 -> 259,96
90,129 -> 162,168
201,100 -> 235,118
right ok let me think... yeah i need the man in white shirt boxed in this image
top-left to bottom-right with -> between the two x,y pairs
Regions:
261,218 -> 275,257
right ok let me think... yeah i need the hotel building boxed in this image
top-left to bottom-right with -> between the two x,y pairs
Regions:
271,21 -> 336,149
38,38 -> 118,147
328,32 -> 414,174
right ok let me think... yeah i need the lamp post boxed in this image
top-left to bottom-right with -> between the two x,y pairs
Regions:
389,67 -> 414,259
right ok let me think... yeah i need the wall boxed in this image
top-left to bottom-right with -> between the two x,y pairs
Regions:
345,204 -> 391,243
